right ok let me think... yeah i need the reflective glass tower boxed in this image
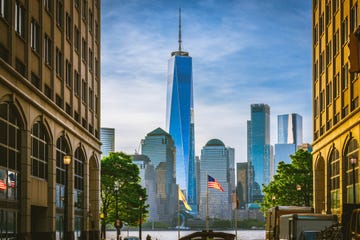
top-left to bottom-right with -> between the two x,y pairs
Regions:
248,104 -> 270,202
166,8 -> 197,212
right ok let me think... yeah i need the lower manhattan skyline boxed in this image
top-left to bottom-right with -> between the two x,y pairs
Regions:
101,0 -> 312,162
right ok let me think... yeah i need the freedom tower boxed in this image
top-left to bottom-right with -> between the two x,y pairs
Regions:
166,8 -> 197,213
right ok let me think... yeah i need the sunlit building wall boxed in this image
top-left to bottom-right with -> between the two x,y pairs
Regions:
312,0 -> 360,227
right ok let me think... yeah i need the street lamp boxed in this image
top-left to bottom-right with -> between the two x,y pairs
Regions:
63,155 -> 71,240
296,184 -> 302,206
114,182 -> 119,240
139,196 -> 143,240
100,213 -> 105,240
350,157 -> 357,204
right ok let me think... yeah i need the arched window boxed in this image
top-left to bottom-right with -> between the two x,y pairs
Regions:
0,102 -> 22,238
31,121 -> 49,179
74,147 -> 84,209
55,136 -> 70,208
345,138 -> 358,203
329,149 -> 340,209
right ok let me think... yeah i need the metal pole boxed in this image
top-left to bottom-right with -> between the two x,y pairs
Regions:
64,165 -> 68,240
116,188 -> 119,240
139,196 -> 142,240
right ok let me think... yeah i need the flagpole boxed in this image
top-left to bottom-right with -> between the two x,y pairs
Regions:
206,173 -> 209,232
235,188 -> 238,240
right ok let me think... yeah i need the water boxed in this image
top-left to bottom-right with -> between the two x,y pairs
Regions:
105,230 -> 265,240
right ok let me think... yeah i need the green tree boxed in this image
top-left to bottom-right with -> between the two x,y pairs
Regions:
261,149 -> 313,212
100,152 -> 148,236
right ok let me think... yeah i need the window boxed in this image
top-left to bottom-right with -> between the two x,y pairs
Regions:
81,79 -> 87,103
88,48 -> 93,71
342,64 -> 349,90
333,30 -> 339,55
330,149 -> 340,209
66,60 -> 72,87
95,21 -> 99,43
15,1 -> 25,37
314,24 -> 318,45
351,3 -> 358,33
326,2 -> 331,25
0,102 -> 21,201
320,91 -> 325,112
31,122 -> 48,180
75,0 -> 79,9
44,0 -> 52,13
31,19 -> 40,53
95,95 -> 99,114
89,9 -> 93,33
319,13 -> 324,35
334,73 -> 340,97
56,0 -> 63,28
82,0 -> 87,20
56,94 -> 63,108
44,35 -> 52,66
74,70 -> 80,95
56,48 -> 63,77
333,0 -> 339,14
345,139 -> 359,204
0,0 -> 9,20
326,41 -> 332,65
55,136 -> 69,208
342,17 -> 348,45
74,26 -> 80,52
74,148 -> 84,209
320,52 -> 324,74
95,58 -> 99,78
314,60 -> 318,80
326,81 -> 333,105
89,88 -> 93,109
31,72 -> 41,89
44,84 -> 52,99
66,13 -> 71,40
82,38 -> 87,62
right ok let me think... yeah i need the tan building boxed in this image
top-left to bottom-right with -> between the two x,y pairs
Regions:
312,0 -> 360,222
0,0 -> 101,239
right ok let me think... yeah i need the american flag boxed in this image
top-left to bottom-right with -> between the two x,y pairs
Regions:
207,175 -> 224,192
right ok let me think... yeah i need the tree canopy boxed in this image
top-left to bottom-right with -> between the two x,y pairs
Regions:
261,149 -> 313,212
100,152 -> 148,227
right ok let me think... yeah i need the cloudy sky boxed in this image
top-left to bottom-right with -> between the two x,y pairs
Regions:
100,0 -> 312,163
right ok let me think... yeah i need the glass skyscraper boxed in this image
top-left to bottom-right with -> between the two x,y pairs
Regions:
100,127 -> 115,158
248,104 -> 271,202
165,8 -> 196,212
274,114 -> 303,174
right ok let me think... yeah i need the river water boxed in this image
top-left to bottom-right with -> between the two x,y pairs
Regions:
105,230 -> 265,240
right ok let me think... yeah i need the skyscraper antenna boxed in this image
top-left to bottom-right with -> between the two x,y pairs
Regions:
178,7 -> 182,52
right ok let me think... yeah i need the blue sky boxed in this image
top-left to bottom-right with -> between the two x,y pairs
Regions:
100,0 -> 312,162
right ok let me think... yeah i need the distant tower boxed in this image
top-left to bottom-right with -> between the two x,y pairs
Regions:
100,128 -> 115,158
140,128 -> 177,221
166,8 -> 197,212
274,114 -> 303,174
248,104 -> 271,202
199,139 -> 235,220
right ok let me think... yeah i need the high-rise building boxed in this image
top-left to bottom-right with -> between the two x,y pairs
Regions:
132,154 -> 159,222
236,162 -> 248,208
274,114 -> 303,174
312,0 -> 360,221
140,128 -> 177,221
100,128 -> 115,158
0,0 -> 101,238
248,104 -> 271,202
199,139 -> 235,220
166,8 -> 196,212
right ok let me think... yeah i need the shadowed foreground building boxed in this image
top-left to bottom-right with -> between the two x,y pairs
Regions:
0,0 -> 101,239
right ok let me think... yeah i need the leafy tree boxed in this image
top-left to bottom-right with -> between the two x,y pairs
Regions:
100,152 -> 148,237
261,149 -> 313,212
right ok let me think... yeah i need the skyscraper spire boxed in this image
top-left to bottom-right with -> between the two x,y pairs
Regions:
178,8 -> 182,52
171,7 -> 188,56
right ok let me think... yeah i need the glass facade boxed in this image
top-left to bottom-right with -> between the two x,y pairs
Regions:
100,128 -> 115,158
166,54 -> 196,211
199,139 -> 235,220
248,104 -> 270,200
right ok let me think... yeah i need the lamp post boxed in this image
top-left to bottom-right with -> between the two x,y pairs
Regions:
63,155 -> 71,240
296,184 -> 302,206
114,182 -> 119,240
350,157 -> 357,204
139,196 -> 142,240
100,213 -> 104,240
